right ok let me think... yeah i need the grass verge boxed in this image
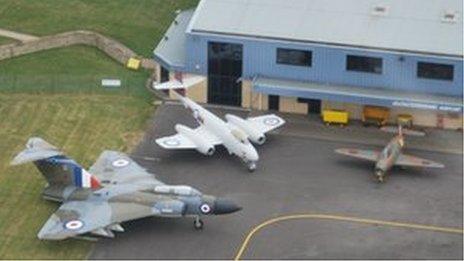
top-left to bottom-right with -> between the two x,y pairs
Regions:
0,43 -> 155,258
0,0 -> 199,56
0,94 -> 153,259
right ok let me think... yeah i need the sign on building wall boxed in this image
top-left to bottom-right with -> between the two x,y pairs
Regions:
392,101 -> 462,112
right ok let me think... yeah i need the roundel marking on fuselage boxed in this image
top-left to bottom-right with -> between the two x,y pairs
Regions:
164,139 -> 181,147
64,220 -> 84,230
112,158 -> 130,168
263,117 -> 280,126
200,203 -> 211,214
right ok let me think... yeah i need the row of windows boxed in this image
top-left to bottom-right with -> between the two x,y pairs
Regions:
275,48 -> 455,81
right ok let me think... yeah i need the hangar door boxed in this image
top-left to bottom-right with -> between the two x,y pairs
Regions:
208,42 -> 243,106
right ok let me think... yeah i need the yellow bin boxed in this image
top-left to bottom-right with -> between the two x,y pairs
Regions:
126,58 -> 141,70
322,109 -> 349,126
397,114 -> 413,128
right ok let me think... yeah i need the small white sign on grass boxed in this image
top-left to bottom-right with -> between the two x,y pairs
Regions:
101,79 -> 121,88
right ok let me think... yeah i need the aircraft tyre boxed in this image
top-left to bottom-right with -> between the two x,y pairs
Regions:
194,218 -> 204,230
375,170 -> 385,183
247,162 -> 257,172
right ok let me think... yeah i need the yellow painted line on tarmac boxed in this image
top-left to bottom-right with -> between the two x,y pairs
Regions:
234,213 -> 464,260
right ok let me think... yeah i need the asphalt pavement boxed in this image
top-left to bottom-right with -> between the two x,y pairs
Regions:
89,104 -> 463,260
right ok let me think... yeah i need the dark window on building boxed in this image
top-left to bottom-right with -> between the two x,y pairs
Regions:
277,48 -> 312,67
207,42 -> 243,106
268,95 -> 279,111
346,55 -> 382,74
160,66 -> 170,82
417,62 -> 454,81
298,98 -> 321,114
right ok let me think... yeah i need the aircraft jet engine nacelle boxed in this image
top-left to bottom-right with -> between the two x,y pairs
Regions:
225,114 -> 266,145
175,124 -> 215,155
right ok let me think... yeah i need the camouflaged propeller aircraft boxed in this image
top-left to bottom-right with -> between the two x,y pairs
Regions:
335,125 -> 444,183
11,138 -> 242,240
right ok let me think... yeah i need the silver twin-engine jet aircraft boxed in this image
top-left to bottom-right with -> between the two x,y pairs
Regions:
11,138 -> 241,240
154,76 -> 286,172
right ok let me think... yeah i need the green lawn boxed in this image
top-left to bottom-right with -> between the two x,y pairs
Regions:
0,1 -> 187,258
0,94 -> 153,259
0,45 -> 155,258
0,0 -> 199,56
0,36 -> 15,45
0,45 -> 151,99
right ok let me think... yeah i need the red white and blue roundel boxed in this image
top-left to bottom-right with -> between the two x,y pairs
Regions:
263,117 -> 280,126
112,158 -> 130,168
64,219 -> 84,230
199,203 -> 211,214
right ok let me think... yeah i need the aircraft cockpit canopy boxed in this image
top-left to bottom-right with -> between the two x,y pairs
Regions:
154,185 -> 201,196
231,129 -> 249,144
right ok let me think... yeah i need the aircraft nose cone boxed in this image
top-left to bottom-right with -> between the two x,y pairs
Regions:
249,149 -> 259,162
213,198 -> 242,215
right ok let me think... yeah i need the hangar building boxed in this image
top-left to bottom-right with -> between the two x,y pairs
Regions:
154,0 -> 463,129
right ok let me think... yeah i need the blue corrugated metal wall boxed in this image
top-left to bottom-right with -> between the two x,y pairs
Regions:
185,33 -> 463,97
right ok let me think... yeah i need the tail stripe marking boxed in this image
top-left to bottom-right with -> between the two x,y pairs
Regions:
73,166 -> 83,187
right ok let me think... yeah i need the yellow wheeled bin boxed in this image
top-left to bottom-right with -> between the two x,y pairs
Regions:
397,114 -> 413,128
126,57 -> 141,70
322,109 -> 349,126
362,105 -> 390,127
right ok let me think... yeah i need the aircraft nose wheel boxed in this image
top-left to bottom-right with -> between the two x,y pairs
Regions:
247,162 -> 257,172
194,217 -> 204,230
375,171 -> 385,183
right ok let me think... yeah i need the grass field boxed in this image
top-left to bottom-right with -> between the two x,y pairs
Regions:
0,0 -> 199,56
0,36 -> 15,45
0,94 -> 153,259
0,45 -> 151,98
0,44 -> 155,258
0,0 -> 189,258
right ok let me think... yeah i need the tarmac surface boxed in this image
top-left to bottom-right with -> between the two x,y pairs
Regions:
89,104 -> 463,260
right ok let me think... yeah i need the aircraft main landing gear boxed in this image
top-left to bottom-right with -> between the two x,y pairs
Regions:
194,216 -> 204,230
375,170 -> 385,183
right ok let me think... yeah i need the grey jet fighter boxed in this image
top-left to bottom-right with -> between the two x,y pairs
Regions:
11,137 -> 241,240
335,125 -> 444,183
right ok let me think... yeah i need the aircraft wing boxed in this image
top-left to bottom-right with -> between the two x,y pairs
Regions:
247,114 -> 286,133
156,126 -> 222,150
395,154 -> 445,168
88,151 -> 162,186
335,148 -> 380,162
37,198 -> 185,240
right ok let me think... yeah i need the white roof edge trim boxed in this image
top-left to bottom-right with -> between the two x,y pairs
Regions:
186,0 -> 206,33
189,30 -> 464,61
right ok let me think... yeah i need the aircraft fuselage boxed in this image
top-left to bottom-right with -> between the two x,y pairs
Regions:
374,135 -> 404,181
179,95 -> 259,169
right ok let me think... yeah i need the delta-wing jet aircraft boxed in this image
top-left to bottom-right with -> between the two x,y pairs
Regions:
335,126 -> 444,182
11,138 -> 241,240
154,77 -> 285,172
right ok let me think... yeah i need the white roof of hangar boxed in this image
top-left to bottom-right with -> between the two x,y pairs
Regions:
187,0 -> 463,58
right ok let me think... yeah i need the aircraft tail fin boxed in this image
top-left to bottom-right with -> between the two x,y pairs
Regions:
11,138 -> 101,189
153,76 -> 205,91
